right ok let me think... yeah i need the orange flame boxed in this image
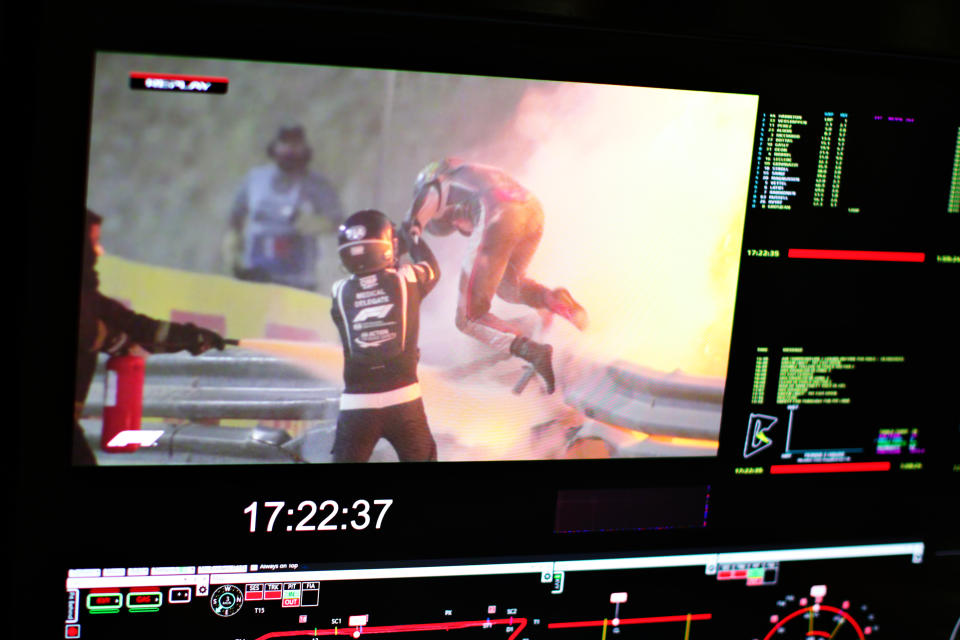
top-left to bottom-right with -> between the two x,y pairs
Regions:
474,83 -> 757,378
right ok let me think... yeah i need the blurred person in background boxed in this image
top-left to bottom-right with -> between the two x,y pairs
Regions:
74,209 -> 227,465
222,124 -> 344,291
405,158 -> 588,395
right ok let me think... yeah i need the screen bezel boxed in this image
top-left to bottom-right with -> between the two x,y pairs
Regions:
15,4 -> 960,638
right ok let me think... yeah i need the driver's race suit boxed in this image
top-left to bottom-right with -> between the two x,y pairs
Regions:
409,162 -> 583,357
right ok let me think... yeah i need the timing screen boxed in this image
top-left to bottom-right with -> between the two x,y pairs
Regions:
726,103 -> 959,477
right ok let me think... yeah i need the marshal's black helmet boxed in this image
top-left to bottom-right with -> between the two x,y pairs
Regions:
337,209 -> 398,275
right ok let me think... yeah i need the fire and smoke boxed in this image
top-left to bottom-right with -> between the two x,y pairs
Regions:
483,82 -> 758,379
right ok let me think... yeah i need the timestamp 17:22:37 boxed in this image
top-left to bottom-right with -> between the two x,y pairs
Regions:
243,499 -> 393,533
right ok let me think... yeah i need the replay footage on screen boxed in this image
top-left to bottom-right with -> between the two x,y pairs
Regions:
73,51 -> 758,466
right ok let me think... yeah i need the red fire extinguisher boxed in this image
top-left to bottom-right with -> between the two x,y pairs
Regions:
101,353 -> 146,452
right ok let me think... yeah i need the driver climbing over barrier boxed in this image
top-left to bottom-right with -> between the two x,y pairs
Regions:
405,158 -> 588,394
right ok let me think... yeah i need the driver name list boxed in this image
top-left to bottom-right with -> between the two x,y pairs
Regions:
752,113 -> 806,210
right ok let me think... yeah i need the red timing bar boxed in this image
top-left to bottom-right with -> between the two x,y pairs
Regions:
129,71 -> 229,83
788,248 -> 925,262
770,461 -> 891,474
255,618 -> 527,640
548,614 -> 712,629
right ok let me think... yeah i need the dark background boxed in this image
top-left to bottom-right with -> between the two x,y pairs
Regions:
10,0 -> 960,637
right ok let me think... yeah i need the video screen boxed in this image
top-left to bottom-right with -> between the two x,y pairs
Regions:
65,541 -> 954,639
74,52 -> 759,465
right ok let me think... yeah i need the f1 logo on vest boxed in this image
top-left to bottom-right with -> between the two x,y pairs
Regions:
353,304 -> 395,323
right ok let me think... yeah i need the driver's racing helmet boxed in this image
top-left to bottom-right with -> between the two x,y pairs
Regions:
337,209 -> 398,275
413,160 -> 441,199
413,158 -> 469,236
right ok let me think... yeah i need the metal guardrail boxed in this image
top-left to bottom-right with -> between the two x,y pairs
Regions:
80,418 -> 342,464
107,349 -> 322,379
79,347 -> 723,462
80,348 -> 344,463
607,360 -> 725,405
564,360 -> 724,441
82,349 -> 340,421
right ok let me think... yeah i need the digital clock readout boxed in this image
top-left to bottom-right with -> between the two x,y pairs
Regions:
746,248 -> 781,258
243,499 -> 393,533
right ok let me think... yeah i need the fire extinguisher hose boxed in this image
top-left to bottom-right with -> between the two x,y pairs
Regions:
134,338 -> 242,350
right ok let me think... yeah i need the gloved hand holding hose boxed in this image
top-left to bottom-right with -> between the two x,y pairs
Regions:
161,322 -> 227,355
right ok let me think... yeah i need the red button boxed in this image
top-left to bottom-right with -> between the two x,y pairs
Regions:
65,625 -> 81,638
